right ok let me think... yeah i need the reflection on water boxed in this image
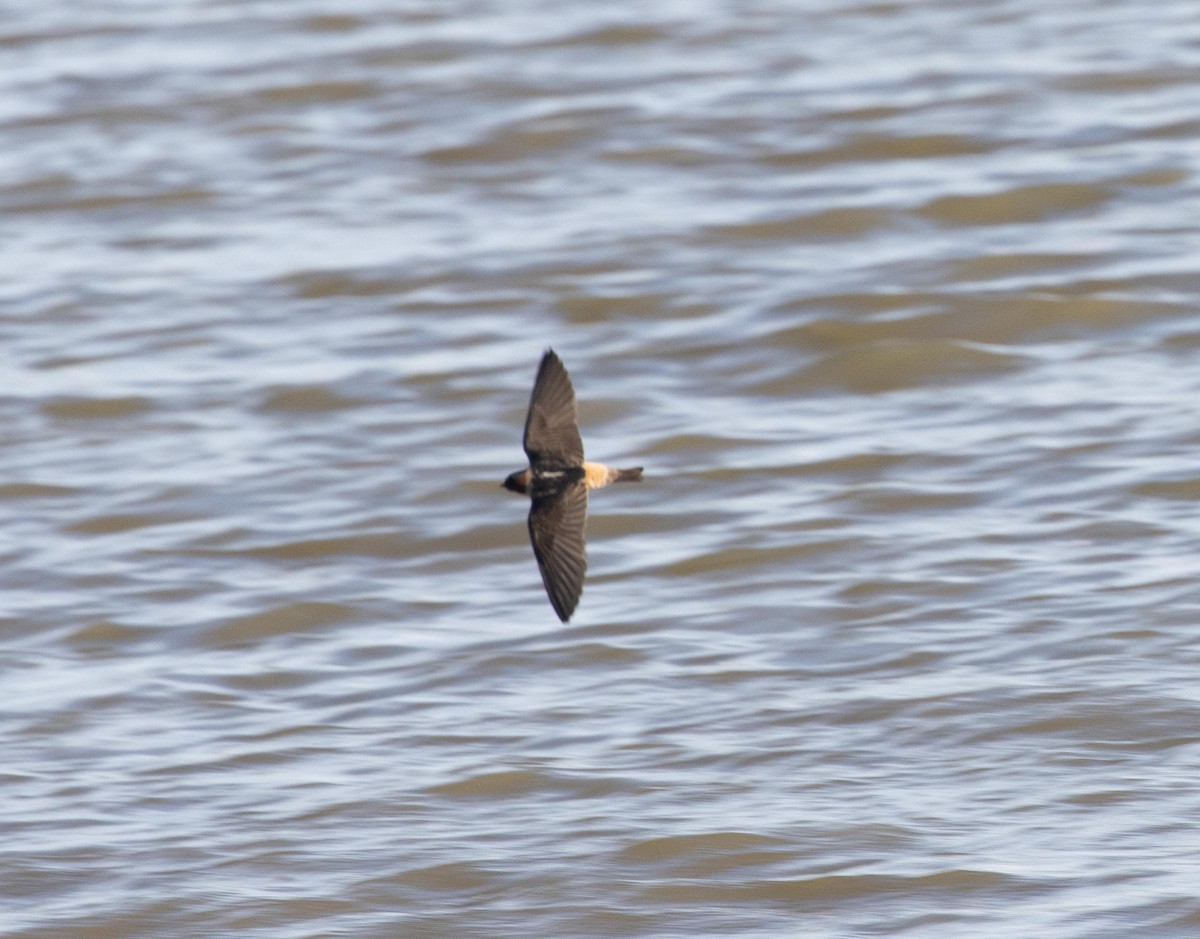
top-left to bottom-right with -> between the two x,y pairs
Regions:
3,0 -> 1200,936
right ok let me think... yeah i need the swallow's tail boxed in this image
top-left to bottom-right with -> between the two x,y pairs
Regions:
614,467 -> 643,483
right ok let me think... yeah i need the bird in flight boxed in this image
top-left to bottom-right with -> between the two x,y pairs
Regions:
503,349 -> 643,622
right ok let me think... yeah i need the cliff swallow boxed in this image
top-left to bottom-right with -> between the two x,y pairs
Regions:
503,349 -> 643,622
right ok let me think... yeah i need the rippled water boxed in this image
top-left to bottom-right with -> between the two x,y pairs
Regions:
4,1 -> 1200,936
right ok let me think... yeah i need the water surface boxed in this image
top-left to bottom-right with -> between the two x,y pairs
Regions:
3,1 -> 1200,936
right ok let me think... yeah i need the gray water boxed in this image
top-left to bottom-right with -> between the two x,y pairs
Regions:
3,1 -> 1200,936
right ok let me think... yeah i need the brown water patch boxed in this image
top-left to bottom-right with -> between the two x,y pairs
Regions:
1134,477 -> 1200,500
41,395 -> 154,419
0,482 -> 78,499
204,601 -> 360,646
67,512 -> 187,535
704,206 -> 892,242
66,620 -> 145,650
428,769 -> 625,800
256,79 -> 377,105
764,132 -> 990,169
773,338 -> 1024,393
919,182 -> 1111,226
276,269 -> 415,298
259,385 -> 365,412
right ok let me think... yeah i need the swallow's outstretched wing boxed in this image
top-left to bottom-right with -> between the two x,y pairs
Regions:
527,481 -> 588,622
523,350 -> 584,469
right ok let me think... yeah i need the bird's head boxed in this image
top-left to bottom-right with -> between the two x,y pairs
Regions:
502,469 -> 530,494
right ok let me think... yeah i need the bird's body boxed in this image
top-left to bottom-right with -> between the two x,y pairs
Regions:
502,462 -> 641,496
502,350 -> 643,622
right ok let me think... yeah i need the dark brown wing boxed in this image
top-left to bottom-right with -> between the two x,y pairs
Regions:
523,349 -> 584,469
527,481 -> 588,622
